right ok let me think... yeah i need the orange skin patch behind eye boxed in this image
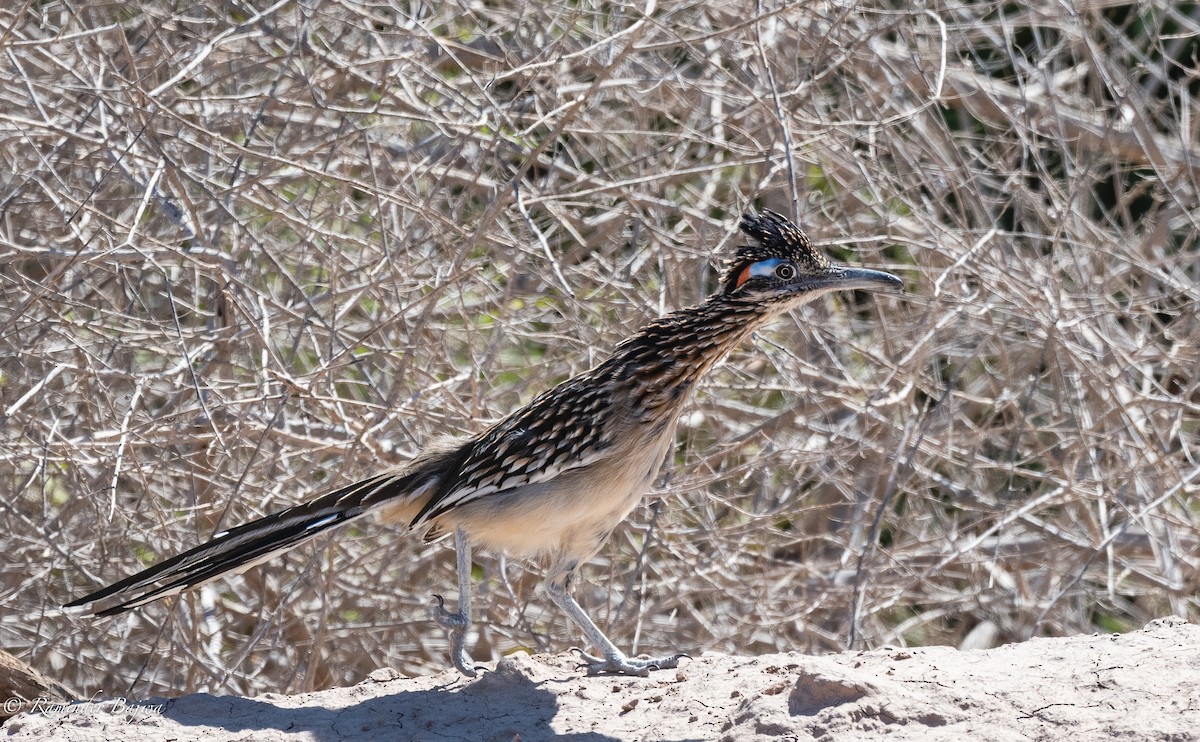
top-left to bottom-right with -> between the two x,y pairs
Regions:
735,263 -> 753,289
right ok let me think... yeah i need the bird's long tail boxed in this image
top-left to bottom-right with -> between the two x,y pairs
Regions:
64,454 -> 451,617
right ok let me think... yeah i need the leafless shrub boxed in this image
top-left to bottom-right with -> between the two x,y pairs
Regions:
1,0 -> 1196,697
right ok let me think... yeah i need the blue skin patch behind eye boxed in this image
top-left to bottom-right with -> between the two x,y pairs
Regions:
736,258 -> 786,288
748,258 -> 785,278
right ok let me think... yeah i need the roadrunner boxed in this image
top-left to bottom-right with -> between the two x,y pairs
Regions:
66,210 -> 901,676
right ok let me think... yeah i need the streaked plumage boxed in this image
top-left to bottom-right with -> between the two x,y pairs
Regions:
66,209 -> 901,676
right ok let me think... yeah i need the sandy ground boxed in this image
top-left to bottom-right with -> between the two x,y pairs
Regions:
4,617 -> 1197,741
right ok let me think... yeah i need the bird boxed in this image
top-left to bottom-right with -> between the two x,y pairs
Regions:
65,209 -> 902,677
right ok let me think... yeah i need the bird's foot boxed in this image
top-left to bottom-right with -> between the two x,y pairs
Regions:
572,647 -> 690,677
431,594 -> 469,631
431,594 -> 482,678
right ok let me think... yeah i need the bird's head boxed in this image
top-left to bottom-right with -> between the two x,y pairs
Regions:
721,210 -> 902,307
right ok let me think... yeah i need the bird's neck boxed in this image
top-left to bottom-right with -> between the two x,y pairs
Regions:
604,296 -> 772,421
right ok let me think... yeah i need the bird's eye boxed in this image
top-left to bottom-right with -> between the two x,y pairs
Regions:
775,263 -> 796,280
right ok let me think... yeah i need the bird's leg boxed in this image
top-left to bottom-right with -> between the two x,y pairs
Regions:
431,527 -> 480,677
546,568 -> 687,677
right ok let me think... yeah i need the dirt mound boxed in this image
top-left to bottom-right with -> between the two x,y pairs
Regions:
5,618 -> 1196,741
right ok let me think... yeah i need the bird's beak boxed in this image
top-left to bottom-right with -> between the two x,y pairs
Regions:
802,266 -> 903,294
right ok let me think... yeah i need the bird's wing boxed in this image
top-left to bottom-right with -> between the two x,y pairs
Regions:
411,373 -> 616,524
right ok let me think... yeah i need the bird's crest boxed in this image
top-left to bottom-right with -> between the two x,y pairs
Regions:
721,210 -> 831,294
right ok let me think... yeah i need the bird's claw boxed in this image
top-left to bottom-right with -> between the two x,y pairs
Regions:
570,647 -> 688,676
431,594 -> 469,631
